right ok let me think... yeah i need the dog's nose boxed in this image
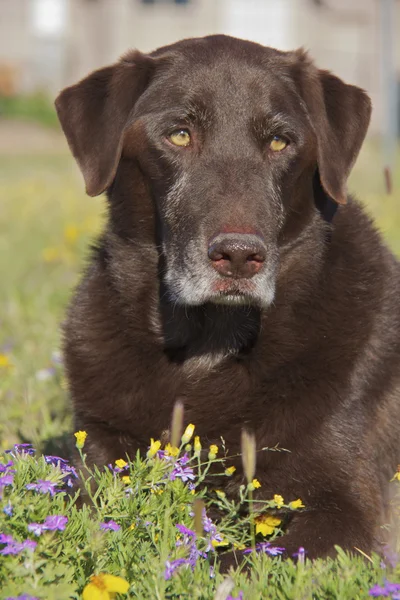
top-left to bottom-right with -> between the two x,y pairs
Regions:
208,233 -> 266,278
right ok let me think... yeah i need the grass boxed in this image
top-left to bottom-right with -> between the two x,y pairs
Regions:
0,94 -> 59,128
0,138 -> 399,598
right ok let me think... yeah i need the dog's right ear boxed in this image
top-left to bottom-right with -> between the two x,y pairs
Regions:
55,51 -> 153,197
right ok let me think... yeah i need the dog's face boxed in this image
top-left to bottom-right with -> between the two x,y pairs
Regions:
56,35 -> 371,309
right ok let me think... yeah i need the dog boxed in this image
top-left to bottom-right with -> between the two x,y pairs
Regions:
55,34 -> 400,559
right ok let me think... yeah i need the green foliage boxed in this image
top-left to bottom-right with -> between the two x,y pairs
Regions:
0,94 -> 59,128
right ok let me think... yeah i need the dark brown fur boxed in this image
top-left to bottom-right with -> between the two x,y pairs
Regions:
55,35 -> 400,560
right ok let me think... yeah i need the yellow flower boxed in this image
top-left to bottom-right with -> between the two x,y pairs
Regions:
121,476 -> 131,485
83,573 -> 129,600
255,514 -> 282,537
74,430 -> 87,449
181,423 -> 195,445
391,466 -> 400,481
64,224 -> 79,244
115,459 -> 128,469
0,354 -> 13,370
147,438 -> 161,458
215,489 -> 226,498
211,536 -> 230,548
233,542 -> 246,550
225,466 -> 236,476
164,443 -> 179,457
129,523 -> 135,531
208,444 -> 218,460
248,478 -> 261,491
289,498 -> 305,510
274,494 -> 284,508
42,247 -> 61,262
194,436 -> 202,455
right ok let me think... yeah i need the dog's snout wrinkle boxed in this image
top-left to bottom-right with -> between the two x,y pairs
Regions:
208,233 -> 266,279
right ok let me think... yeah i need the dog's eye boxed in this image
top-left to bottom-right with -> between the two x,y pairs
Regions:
269,136 -> 288,152
168,129 -> 191,147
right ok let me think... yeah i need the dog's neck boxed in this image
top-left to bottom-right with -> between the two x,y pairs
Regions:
159,293 -> 261,363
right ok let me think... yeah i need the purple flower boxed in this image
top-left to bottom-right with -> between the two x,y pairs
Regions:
0,474 -> 14,488
44,455 -> 69,469
369,581 -> 400,597
0,461 -> 14,473
27,523 -> 45,536
170,465 -> 195,483
100,520 -> 120,531
26,479 -> 58,496
0,535 -> 37,555
227,593 -> 244,600
6,443 -> 35,456
0,534 -> 14,544
43,456 -> 78,488
6,596 -> 39,600
164,558 -> 189,580
44,515 -> 68,531
244,542 -> 285,556
292,546 -> 307,564
176,524 -> 196,538
28,514 -> 68,536
3,502 -> 13,516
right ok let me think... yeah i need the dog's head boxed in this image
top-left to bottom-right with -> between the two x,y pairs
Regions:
56,35 -> 371,309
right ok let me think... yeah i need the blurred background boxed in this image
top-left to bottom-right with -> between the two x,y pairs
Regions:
0,0 -> 399,448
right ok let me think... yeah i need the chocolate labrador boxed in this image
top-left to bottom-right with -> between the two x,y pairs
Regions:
55,35 -> 400,559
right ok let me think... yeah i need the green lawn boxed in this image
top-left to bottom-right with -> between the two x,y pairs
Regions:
0,137 -> 399,599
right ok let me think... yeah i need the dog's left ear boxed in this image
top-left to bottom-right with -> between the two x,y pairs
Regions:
291,50 -> 372,204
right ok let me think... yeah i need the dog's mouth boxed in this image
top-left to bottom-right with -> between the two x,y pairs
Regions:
208,280 -> 259,306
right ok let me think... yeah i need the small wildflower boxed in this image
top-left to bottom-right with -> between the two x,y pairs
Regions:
147,438 -> 161,458
26,479 -> 58,496
289,498 -> 305,510
241,429 -> 256,483
0,354 -> 13,369
122,475 -> 131,485
194,436 -> 202,455
391,466 -> 400,482
74,430 -> 87,449
164,558 -> 189,580
42,247 -> 61,262
292,546 -> 307,564
3,502 -> 13,516
170,463 -> 195,483
0,535 -> 37,555
6,443 -> 35,456
215,489 -> 226,498
35,367 -> 55,381
28,515 -> 68,536
100,520 -> 121,531
181,423 -> 195,445
244,542 -> 285,556
227,594 -> 244,600
164,443 -> 179,457
274,494 -> 284,508
82,573 -> 129,600
251,478 -> 261,489
115,459 -> 128,469
208,444 -> 218,460
129,523 -> 135,531
0,474 -> 14,488
255,514 -> 282,536
64,224 -> 79,244
225,466 -> 236,476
